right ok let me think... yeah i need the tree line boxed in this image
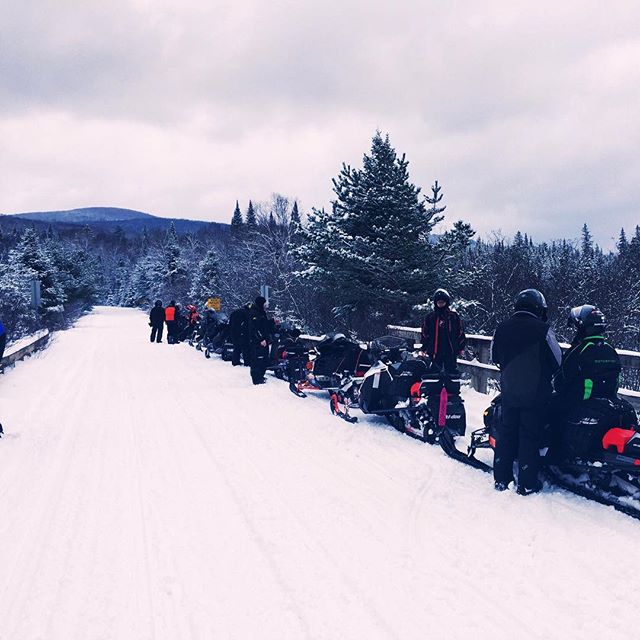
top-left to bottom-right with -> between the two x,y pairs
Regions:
1,132 -> 639,354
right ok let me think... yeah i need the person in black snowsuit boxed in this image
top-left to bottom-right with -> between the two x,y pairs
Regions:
420,289 -> 466,372
229,304 -> 251,366
491,289 -> 562,495
247,296 -> 273,385
554,305 -> 621,405
174,304 -> 187,342
149,300 -> 165,343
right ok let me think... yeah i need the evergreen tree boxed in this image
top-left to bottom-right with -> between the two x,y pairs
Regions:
296,131 -> 461,335
581,223 -> 594,258
290,201 -> 301,227
231,201 -> 243,228
246,201 -> 257,228
10,227 -> 66,309
618,228 -> 629,254
189,249 -> 221,304
161,222 -> 189,299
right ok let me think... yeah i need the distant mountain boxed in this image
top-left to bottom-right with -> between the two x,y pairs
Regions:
13,207 -> 156,224
4,206 -> 227,236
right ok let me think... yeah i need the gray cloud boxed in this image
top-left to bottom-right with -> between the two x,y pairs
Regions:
1,0 -> 639,246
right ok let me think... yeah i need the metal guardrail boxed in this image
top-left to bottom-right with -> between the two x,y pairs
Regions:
0,330 -> 50,372
387,325 -> 640,411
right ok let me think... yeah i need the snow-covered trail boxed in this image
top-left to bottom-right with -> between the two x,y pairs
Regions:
0,307 -> 638,640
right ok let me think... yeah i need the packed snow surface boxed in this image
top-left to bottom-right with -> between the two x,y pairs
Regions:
0,307 -> 638,640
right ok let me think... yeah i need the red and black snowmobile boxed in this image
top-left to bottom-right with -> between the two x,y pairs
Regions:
291,333 -> 374,399
464,394 -> 640,518
266,323 -> 313,396
329,337 -> 469,445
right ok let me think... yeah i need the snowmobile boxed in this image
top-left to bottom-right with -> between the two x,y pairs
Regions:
200,315 -> 231,359
290,333 -> 374,398
328,335 -> 421,423
265,323 -> 313,396
328,337 -> 469,445
191,310 -> 218,350
464,394 -> 640,518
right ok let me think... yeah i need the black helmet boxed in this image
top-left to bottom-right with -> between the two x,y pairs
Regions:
514,289 -> 548,320
433,289 -> 451,305
568,305 -> 606,334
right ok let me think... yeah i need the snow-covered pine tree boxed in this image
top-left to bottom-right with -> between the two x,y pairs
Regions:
189,249 -> 221,305
297,132 -> 451,336
246,201 -> 257,228
231,200 -> 243,231
10,227 -> 66,310
290,201 -> 301,228
160,222 -> 189,300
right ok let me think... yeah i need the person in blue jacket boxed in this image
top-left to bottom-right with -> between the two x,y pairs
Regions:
0,320 -> 6,363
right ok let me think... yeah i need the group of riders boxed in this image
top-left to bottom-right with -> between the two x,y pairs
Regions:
149,287 -> 631,498
148,295 -> 273,385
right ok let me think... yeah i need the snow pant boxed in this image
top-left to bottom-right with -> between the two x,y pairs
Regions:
250,344 -> 270,384
150,323 -> 163,343
493,404 -> 546,490
232,338 -> 249,366
0,333 -> 5,362
431,352 -> 458,373
166,321 -> 177,343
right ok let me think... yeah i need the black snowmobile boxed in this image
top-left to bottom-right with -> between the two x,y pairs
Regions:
464,393 -> 640,518
266,323 -> 313,397
192,310 -> 220,351
291,333 -> 374,398
329,337 -> 469,446
201,315 -> 231,359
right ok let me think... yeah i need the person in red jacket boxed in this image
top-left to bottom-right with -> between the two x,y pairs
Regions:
420,289 -> 466,372
165,300 -> 177,344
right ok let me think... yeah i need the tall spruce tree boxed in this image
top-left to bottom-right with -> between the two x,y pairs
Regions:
231,201 -> 243,229
189,249 -> 221,304
297,132 -> 451,335
290,201 -> 301,227
246,201 -> 257,228
11,227 -> 66,310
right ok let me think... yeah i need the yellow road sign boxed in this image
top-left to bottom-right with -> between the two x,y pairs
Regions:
206,297 -> 221,311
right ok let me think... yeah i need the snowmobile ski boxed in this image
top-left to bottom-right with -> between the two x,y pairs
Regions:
289,382 -> 307,398
438,427 -> 493,473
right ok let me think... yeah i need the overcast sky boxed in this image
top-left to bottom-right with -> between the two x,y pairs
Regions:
1,0 -> 639,247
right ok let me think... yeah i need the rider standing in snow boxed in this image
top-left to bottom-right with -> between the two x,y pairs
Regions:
149,300 -> 165,343
247,296 -> 272,385
165,300 -> 177,344
229,303 -> 251,366
491,289 -> 562,495
420,289 -> 466,372
554,305 -> 621,404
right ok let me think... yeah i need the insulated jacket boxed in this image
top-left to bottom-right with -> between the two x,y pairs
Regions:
150,305 -> 165,327
165,306 -> 176,322
554,336 -> 621,403
229,306 -> 250,342
421,308 -> 466,358
491,311 -> 562,408
247,306 -> 272,346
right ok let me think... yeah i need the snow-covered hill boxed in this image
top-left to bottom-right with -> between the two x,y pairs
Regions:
12,206 -> 155,223
0,307 -> 636,640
